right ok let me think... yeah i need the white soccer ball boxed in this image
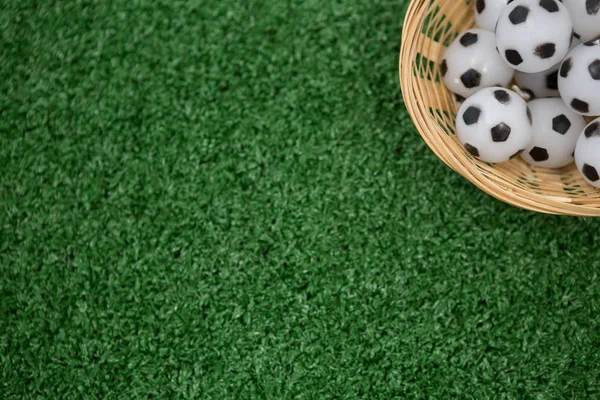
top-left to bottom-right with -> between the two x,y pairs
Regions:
441,29 -> 515,98
558,38 -> 600,116
562,0 -> 600,42
456,87 -> 533,163
574,118 -> 600,187
521,98 -> 587,168
496,0 -> 573,73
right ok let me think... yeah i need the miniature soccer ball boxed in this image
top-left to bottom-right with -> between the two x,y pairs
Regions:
514,38 -> 581,99
562,0 -> 600,42
521,98 -> 587,168
456,87 -> 533,163
574,117 -> 600,187
496,0 -> 573,73
440,29 -> 515,98
558,38 -> 600,116
475,0 -> 513,31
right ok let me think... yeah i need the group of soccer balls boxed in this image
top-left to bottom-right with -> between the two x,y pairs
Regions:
442,0 -> 600,188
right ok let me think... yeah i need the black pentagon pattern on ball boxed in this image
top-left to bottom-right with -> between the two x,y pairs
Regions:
587,0 -> 600,15
464,143 -> 480,157
539,0 -> 559,12
461,69 -> 481,88
574,31 -> 581,40
535,43 -> 556,59
509,6 -> 530,24
476,0 -> 485,13
560,57 -> 572,77
552,114 -> 571,134
440,60 -> 448,77
494,89 -> 511,104
546,70 -> 558,90
529,147 -> 549,162
510,149 -> 525,159
582,164 -> 600,182
589,60 -> 600,80
460,32 -> 478,47
491,123 -> 511,142
506,50 -> 523,66
571,98 -> 590,113
584,37 -> 600,46
463,106 -> 481,125
585,121 -> 600,138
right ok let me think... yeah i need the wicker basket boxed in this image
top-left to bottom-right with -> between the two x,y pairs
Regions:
399,0 -> 600,216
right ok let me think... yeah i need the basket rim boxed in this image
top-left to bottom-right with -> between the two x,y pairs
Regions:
399,0 -> 600,217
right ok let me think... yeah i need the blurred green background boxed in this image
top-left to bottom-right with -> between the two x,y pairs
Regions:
2,0 -> 600,398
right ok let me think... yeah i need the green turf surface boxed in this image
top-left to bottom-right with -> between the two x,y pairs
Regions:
2,0 -> 600,398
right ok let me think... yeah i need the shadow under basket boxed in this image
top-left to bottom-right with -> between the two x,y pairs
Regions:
399,0 -> 600,216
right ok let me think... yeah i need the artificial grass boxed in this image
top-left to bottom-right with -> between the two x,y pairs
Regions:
1,0 -> 600,398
